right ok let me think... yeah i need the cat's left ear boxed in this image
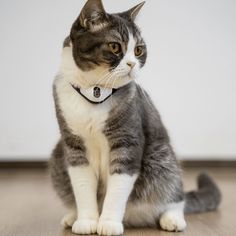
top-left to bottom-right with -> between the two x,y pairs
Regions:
120,1 -> 145,21
78,0 -> 108,32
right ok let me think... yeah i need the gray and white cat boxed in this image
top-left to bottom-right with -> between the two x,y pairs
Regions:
50,1 -> 221,235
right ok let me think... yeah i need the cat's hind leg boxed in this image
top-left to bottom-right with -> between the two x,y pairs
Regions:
159,201 -> 186,232
61,209 -> 77,228
124,200 -> 186,232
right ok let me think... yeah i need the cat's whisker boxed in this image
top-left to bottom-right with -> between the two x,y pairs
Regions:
100,71 -> 120,98
95,71 -> 112,85
100,75 -> 114,98
94,67 -> 116,87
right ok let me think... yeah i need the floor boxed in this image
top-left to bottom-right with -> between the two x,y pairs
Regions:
0,167 -> 235,236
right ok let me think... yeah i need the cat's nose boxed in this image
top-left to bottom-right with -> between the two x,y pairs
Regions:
127,61 -> 136,69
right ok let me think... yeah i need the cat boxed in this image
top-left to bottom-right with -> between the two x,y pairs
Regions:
50,0 -> 221,235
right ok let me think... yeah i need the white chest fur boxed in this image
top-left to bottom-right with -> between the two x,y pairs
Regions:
55,77 -> 111,183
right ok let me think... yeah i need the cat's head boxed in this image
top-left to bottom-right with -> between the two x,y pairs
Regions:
64,0 -> 147,88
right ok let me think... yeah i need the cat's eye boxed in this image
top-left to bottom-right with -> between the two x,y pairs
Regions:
134,46 -> 143,57
108,42 -> 122,55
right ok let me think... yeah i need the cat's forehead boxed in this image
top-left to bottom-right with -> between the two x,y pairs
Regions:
104,14 -> 143,43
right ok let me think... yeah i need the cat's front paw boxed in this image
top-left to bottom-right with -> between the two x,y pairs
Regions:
97,219 -> 123,236
159,212 -> 187,232
72,219 -> 98,235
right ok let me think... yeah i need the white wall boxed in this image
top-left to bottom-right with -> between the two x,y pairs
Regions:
0,0 -> 235,161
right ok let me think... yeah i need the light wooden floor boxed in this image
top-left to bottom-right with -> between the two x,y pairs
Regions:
0,167 -> 235,236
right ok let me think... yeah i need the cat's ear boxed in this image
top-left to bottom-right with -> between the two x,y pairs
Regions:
120,1 -> 145,21
78,0 -> 108,32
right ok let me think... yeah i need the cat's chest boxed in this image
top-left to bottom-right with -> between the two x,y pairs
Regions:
56,79 -> 111,180
62,96 -> 109,138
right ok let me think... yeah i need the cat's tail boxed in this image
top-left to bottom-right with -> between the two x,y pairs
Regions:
184,173 -> 221,214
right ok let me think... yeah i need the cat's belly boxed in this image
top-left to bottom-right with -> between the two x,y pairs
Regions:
56,77 -> 111,189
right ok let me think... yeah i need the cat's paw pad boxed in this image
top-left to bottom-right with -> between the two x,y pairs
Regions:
160,213 -> 187,232
72,219 -> 98,235
97,219 -> 123,236
61,212 -> 76,228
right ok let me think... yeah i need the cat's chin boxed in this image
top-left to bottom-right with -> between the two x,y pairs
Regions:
113,75 -> 134,89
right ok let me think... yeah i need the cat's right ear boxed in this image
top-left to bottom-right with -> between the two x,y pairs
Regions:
120,1 -> 145,21
74,0 -> 108,32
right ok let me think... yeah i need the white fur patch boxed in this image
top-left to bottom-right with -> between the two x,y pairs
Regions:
68,166 -> 99,219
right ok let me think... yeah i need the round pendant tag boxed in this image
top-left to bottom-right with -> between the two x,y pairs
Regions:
78,86 -> 113,103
